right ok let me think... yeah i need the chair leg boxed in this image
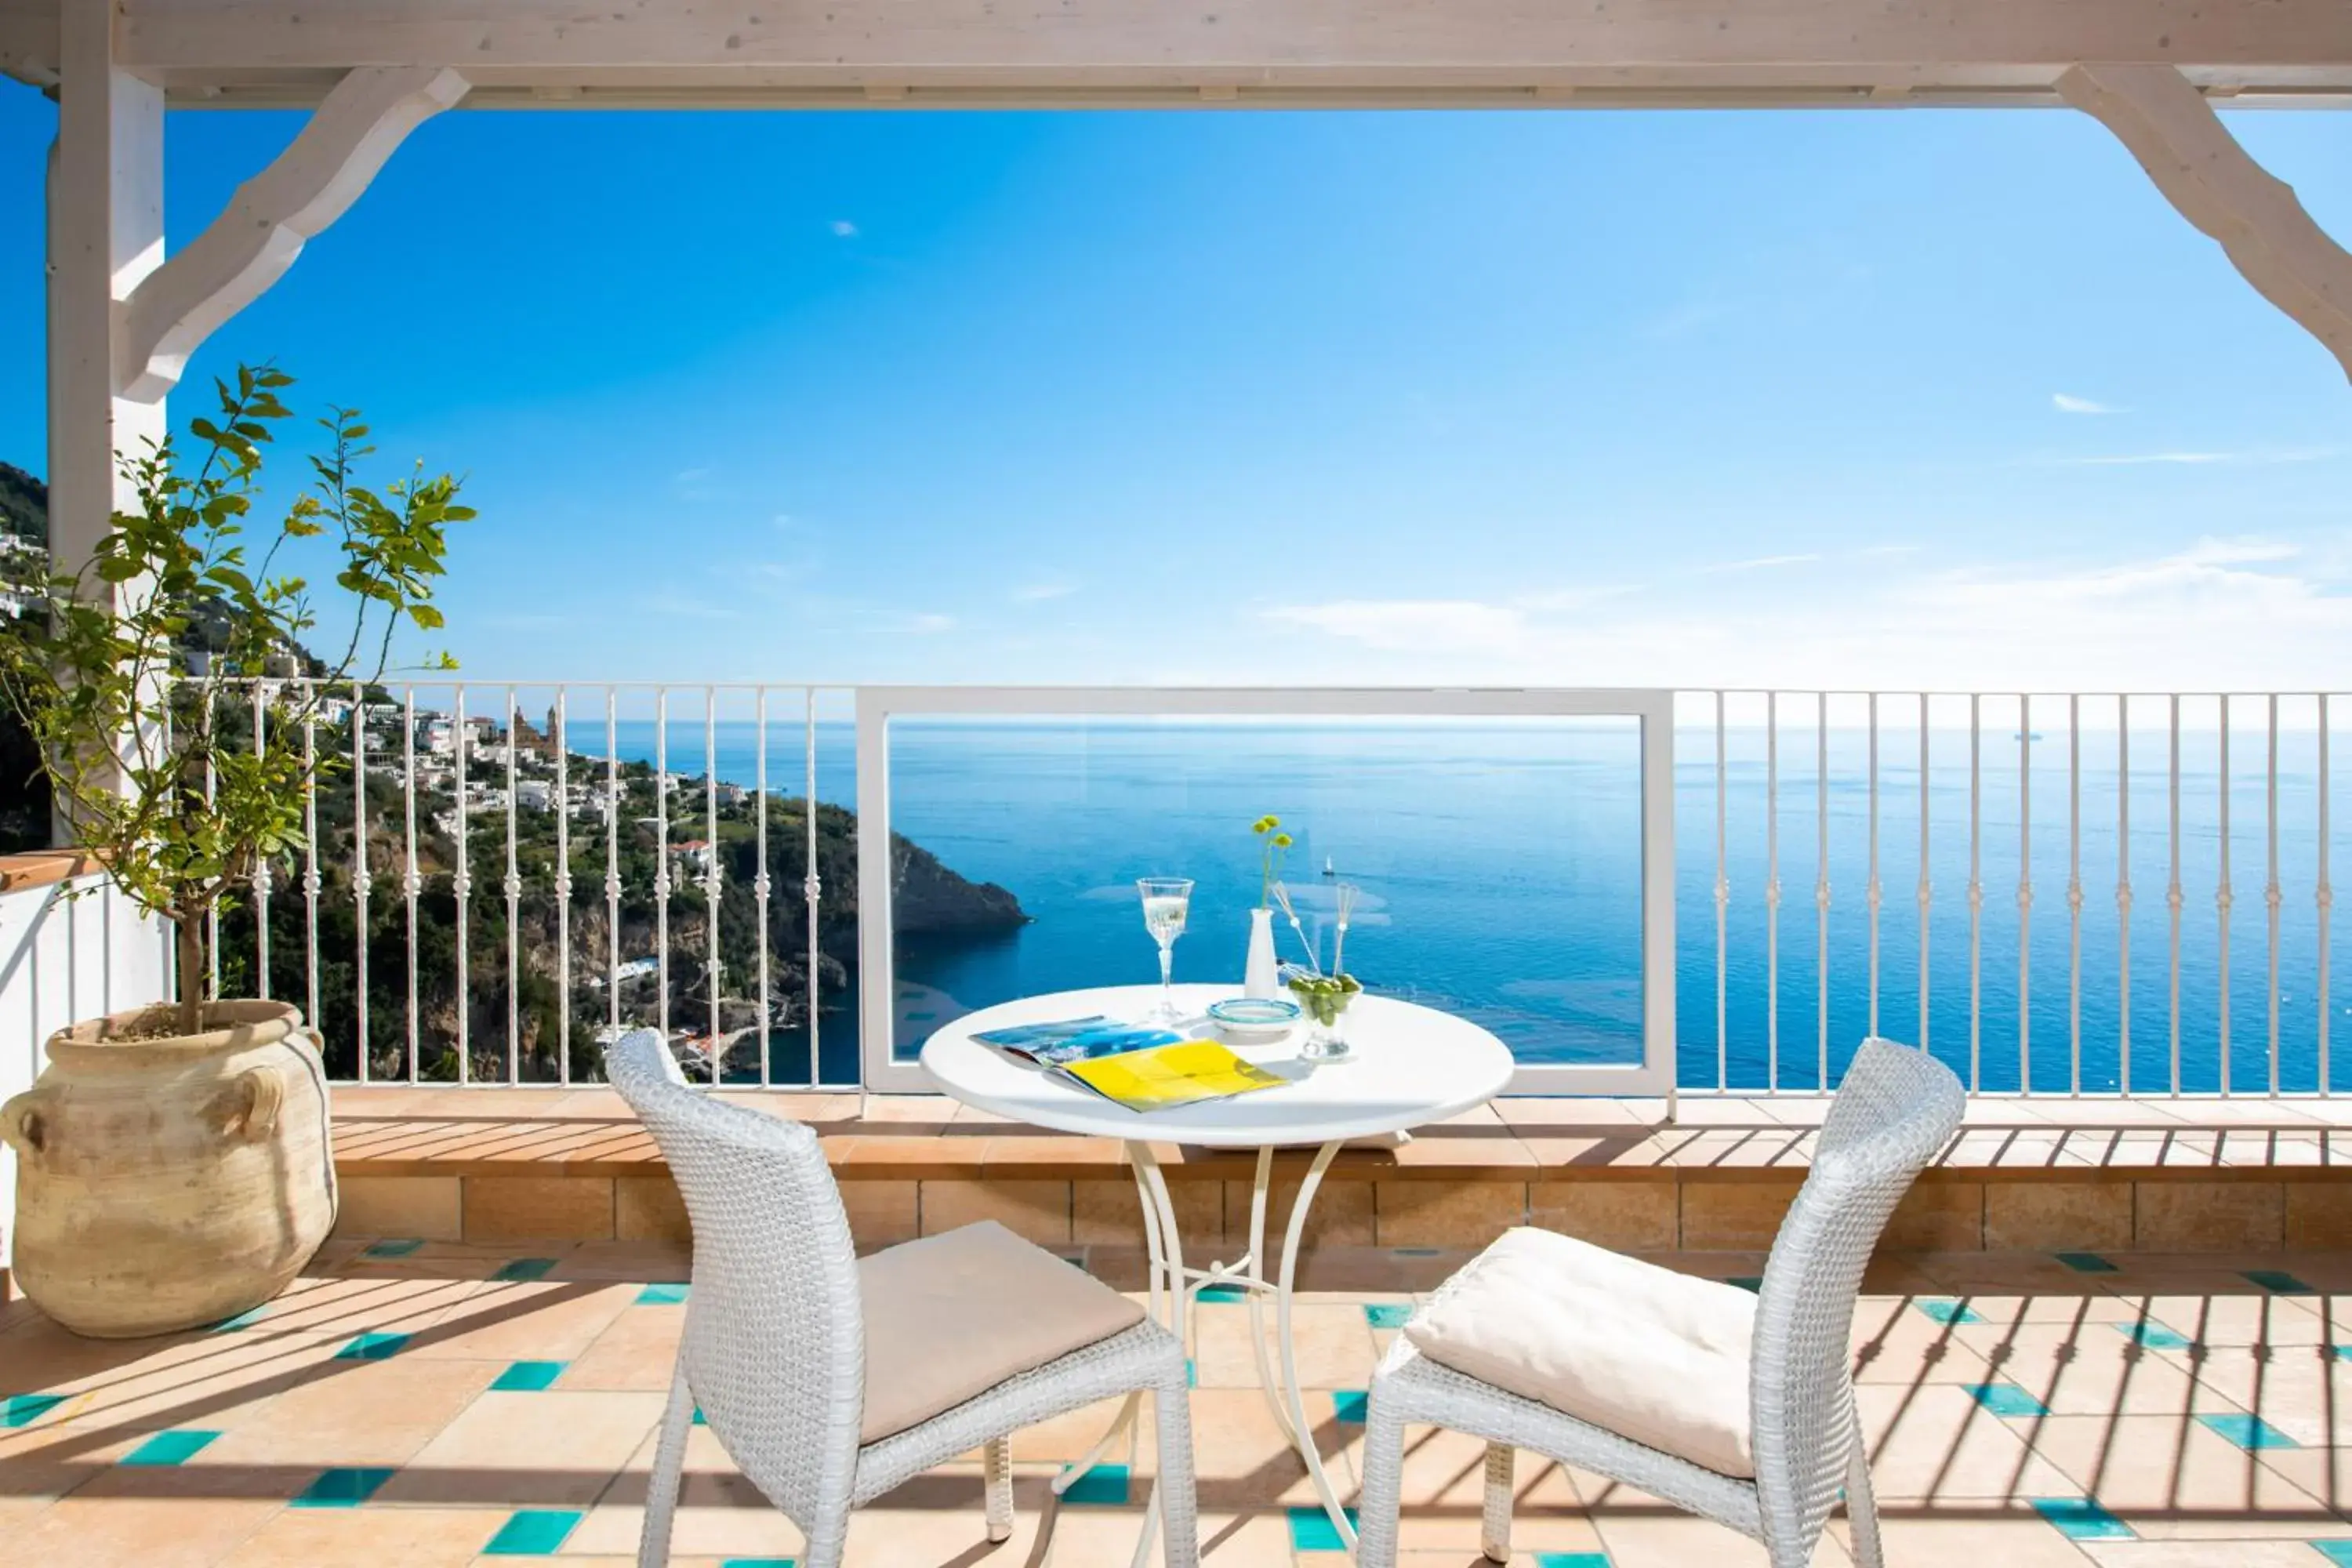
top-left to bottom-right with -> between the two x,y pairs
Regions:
1846,1433 -> 1885,1568
982,1435 -> 1014,1543
1479,1442 -> 1514,1563
1152,1363 -> 1201,1568
637,1363 -> 695,1568
1351,1388 -> 1406,1568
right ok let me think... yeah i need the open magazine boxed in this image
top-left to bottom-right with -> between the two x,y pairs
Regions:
974,1015 -> 1285,1112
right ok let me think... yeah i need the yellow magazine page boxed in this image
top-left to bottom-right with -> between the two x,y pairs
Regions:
1059,1040 -> 1286,1113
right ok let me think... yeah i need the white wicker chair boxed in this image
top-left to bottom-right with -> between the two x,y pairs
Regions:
603,1030 -> 1200,1568
1355,1036 -> 1965,1568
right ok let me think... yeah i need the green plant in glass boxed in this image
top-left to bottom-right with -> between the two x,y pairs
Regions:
0,365 -> 473,1035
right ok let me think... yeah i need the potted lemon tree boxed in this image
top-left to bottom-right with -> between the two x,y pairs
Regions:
0,365 -> 470,1337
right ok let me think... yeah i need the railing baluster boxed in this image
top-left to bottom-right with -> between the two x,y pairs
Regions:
2018,693 -> 2033,1095
2168,694 -> 2183,1098
2117,696 -> 2132,1097
1714,691 -> 1728,1091
403,688 -> 419,1083
352,679 -> 370,1082
604,688 -> 620,1033
2321,693 -> 2334,1098
2067,693 -> 2082,1096
554,690 -> 572,1085
806,687 -> 824,1087
1918,692 -> 1931,1053
504,686 -> 521,1084
453,685 -> 470,1084
1969,693 -> 1983,1094
250,688 -> 270,1000
655,686 -> 671,1048
1817,694 -> 1831,1089
756,686 -> 772,1086
302,698 -> 320,1046
705,685 -> 722,1085
2267,693 -> 2282,1095
1766,691 -> 1781,1092
2219,693 -> 2234,1095
205,682 -> 220,1004
1867,691 -> 1882,1045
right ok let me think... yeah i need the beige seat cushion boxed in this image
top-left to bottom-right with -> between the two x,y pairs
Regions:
1403,1226 -> 1758,1476
858,1220 -> 1146,1444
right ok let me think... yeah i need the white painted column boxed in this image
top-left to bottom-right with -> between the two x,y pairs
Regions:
47,3 -> 165,594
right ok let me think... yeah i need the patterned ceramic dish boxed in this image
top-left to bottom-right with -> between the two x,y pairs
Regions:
1206,996 -> 1303,1043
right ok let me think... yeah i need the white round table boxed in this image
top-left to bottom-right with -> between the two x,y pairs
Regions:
921,982 -> 1516,1556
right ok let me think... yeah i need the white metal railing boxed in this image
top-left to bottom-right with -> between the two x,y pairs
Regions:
149,681 -> 2346,1100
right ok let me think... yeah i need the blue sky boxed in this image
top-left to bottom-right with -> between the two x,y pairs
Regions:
2,90 -> 2347,690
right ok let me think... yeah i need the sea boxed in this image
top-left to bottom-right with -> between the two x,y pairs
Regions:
589,716 -> 2351,1094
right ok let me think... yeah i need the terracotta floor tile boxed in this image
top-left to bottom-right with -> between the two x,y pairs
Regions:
1192,1301 -> 1376,1392
1590,1507 -> 1854,1565
1831,1509 -> 2131,1566
557,1301 -> 686,1391
2027,1411 -> 2338,1538
2079,1541 -> 2351,1566
1954,1320 -> 2209,1416
568,1428 -> 808,1557
401,1279 -> 639,1362
1849,1299 -> 1998,1387
377,1388 -> 670,1506
1852,1382 -> 2082,1502
193,1355 -> 503,1466
1,1493 -> 285,1568
216,1505 -> 501,1566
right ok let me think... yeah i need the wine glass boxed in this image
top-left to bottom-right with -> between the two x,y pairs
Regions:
1136,877 -> 1193,1023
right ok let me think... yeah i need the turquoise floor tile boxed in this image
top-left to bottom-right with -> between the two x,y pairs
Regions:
2244,1269 -> 2316,1296
494,1258 -> 558,1283
1196,1283 -> 1249,1303
122,1429 -> 221,1466
209,1305 -> 270,1332
1968,1383 -> 2050,1418
2055,1252 -> 2118,1273
334,1331 -> 411,1362
1286,1506 -> 1359,1552
294,1467 -> 397,1508
1333,1390 -> 1369,1425
484,1508 -> 584,1555
1363,1303 -> 1412,1330
1060,1463 -> 1130,1506
2310,1543 -> 2352,1566
491,1360 -> 567,1392
1729,1276 -> 1763,1293
1915,1299 -> 1984,1326
637,1283 -> 690,1305
694,1406 -> 707,1425
2031,1497 -> 2132,1541
2118,1321 -> 2194,1351
1534,1555 -> 1613,1568
1,1393 -> 67,1428
1185,1359 -> 1197,1388
362,1239 -> 423,1258
2198,1413 -> 2300,1450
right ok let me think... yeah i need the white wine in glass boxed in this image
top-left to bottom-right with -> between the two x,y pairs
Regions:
1136,877 -> 1194,1022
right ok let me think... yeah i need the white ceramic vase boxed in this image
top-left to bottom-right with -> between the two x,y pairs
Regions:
1243,906 -> 1279,999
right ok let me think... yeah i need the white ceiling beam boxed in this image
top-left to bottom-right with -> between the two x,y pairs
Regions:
2060,63 -> 2352,383
114,64 -> 468,402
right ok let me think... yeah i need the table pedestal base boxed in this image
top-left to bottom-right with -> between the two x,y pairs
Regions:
1053,1140 -> 1356,1559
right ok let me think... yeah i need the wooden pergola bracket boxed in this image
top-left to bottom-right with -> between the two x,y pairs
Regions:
2060,63 -> 2352,383
114,64 -> 469,403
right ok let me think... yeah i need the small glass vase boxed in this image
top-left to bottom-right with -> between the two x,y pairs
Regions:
1289,974 -> 1359,1062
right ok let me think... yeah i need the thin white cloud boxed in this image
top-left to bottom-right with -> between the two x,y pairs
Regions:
2044,447 -> 2340,467
830,220 -> 858,238
2052,393 -> 2122,415
643,590 -> 739,620
1702,553 -> 1821,573
1265,599 -> 1530,655
908,612 -> 956,633
1012,582 -> 1077,603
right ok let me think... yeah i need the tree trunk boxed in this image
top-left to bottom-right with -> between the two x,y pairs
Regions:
176,913 -> 204,1035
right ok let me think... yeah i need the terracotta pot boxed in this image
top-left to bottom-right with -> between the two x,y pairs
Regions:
0,1000 -> 337,1338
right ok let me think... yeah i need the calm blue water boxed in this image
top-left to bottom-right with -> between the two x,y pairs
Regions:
594,717 -> 2352,1093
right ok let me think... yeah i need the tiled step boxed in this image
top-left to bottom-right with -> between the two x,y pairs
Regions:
328,1087 -> 2352,1255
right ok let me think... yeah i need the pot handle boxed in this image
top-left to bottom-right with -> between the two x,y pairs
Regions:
226,1065 -> 287,1143
0,1089 -> 47,1160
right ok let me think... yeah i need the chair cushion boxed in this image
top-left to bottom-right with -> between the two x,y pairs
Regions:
857,1220 -> 1147,1444
1402,1226 -> 1758,1476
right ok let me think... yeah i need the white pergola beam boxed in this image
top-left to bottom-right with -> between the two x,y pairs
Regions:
114,64 -> 468,403
2061,63 -> 2352,383
1,0 -> 2345,107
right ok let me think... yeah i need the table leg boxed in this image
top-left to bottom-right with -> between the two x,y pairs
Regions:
1276,1139 -> 1356,1551
1243,1146 -> 1305,1447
